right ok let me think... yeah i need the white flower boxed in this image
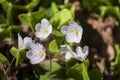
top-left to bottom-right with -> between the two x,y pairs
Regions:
60,45 -> 73,60
74,46 -> 89,61
35,18 -> 52,40
60,45 -> 89,61
18,33 -> 32,50
26,42 -> 46,64
61,21 -> 83,43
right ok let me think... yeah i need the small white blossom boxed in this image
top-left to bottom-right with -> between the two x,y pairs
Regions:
61,21 -> 83,43
74,46 -> 89,61
35,18 -> 52,40
60,45 -> 89,61
18,33 -> 32,50
26,42 -> 46,64
60,45 -> 73,60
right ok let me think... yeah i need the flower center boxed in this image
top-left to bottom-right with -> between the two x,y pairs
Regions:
43,28 -> 48,34
72,28 -> 79,36
39,51 -> 44,58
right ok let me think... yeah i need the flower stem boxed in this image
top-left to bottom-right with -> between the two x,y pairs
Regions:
4,50 -> 20,75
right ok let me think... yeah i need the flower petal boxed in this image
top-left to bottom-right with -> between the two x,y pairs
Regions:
82,46 -> 89,59
61,26 -> 69,34
60,45 -> 72,53
69,21 -> 78,27
23,37 -> 32,49
30,53 -> 46,64
18,33 -> 23,49
65,52 -> 72,60
47,25 -> 52,35
30,57 -> 42,64
35,32 -> 47,39
76,46 -> 89,60
26,50 -> 37,59
41,18 -> 49,27
66,32 -> 76,43
35,23 -> 41,31
76,46 -> 83,55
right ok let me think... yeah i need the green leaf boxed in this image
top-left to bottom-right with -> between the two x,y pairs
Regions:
31,10 -> 47,23
2,1 -> 13,24
15,50 -> 26,67
0,15 -> 7,24
99,6 -> 108,17
53,30 -> 64,37
13,0 -> 40,10
26,0 -> 40,10
19,10 -> 47,32
66,58 -> 76,69
51,2 -> 59,14
10,47 -> 26,67
111,44 -> 120,75
49,39 -> 62,53
10,47 -> 18,57
0,53 -> 9,65
40,72 -> 50,80
18,13 -> 33,31
83,59 -> 89,70
67,63 -> 90,80
10,25 -> 22,32
0,28 -> 10,39
0,0 -> 5,3
42,62 -> 61,73
89,68 -> 103,80
58,9 -> 73,29
50,9 -> 73,30
50,12 -> 60,29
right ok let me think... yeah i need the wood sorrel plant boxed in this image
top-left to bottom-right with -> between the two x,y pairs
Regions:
0,0 -> 106,80
16,18 -> 90,80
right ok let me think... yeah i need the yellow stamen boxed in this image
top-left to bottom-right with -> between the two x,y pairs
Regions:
72,28 -> 79,36
39,51 -> 44,58
43,28 -> 48,34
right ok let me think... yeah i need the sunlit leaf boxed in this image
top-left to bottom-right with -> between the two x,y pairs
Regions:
10,47 -> 18,57
111,44 -> 120,75
51,2 -> 59,14
42,62 -> 61,73
19,10 -> 47,32
58,9 -> 73,29
50,12 -> 60,29
53,30 -> 64,37
49,39 -> 62,53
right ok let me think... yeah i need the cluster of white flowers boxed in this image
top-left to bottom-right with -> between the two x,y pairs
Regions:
18,18 -> 88,64
18,18 -> 52,64
60,21 -> 89,61
18,33 -> 46,64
